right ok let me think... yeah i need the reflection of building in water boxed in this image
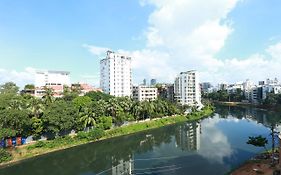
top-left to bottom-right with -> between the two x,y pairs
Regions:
112,157 -> 134,175
175,122 -> 201,151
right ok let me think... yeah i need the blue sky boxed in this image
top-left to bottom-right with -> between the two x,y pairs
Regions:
0,0 -> 281,87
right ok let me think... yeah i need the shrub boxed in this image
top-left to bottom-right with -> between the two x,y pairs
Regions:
0,148 -> 12,163
76,128 -> 105,141
87,128 -> 105,140
97,116 -> 112,130
76,131 -> 89,140
34,141 -> 47,148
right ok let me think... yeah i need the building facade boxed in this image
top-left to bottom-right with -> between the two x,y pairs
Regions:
35,70 -> 70,87
132,86 -> 157,101
157,83 -> 174,102
174,70 -> 201,106
100,50 -> 132,97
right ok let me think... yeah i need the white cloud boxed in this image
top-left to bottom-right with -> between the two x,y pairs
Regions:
82,44 -> 110,56
198,115 -> 233,163
0,67 -> 36,89
85,0 -> 281,84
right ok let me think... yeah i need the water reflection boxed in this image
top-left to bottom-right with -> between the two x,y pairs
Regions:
1,105 -> 281,175
199,115 -> 233,164
175,122 -> 201,151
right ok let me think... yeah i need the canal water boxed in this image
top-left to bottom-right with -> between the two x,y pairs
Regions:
0,105 -> 280,175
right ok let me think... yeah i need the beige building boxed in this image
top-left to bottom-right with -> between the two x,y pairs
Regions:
132,86 -> 157,101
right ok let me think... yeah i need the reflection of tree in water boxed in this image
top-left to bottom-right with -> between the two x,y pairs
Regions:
29,124 -> 179,175
216,105 -> 281,126
216,105 -> 281,166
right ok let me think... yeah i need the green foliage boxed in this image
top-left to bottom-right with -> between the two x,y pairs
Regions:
72,96 -> 92,109
0,82 -> 19,94
97,116 -> 112,130
24,84 -> 35,90
0,148 -> 12,163
247,135 -> 268,147
42,101 -> 78,135
263,93 -> 281,107
0,108 -> 31,137
34,141 -> 47,148
0,128 -> 17,138
204,89 -> 246,102
76,128 -> 105,141
85,91 -> 113,101
62,85 -> 79,101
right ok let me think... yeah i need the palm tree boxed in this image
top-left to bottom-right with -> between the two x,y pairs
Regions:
131,101 -> 143,121
27,98 -> 45,138
79,107 -> 96,129
27,98 -> 45,119
106,98 -> 121,118
43,87 -> 54,105
140,100 -> 155,120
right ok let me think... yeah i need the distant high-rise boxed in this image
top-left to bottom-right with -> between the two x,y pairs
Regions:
100,50 -> 132,97
150,79 -> 156,86
143,79 -> 147,86
174,70 -> 201,106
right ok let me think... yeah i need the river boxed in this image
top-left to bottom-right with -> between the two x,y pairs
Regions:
0,105 -> 280,175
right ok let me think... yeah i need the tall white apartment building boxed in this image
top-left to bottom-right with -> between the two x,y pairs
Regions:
35,70 -> 70,87
174,70 -> 201,106
100,50 -> 132,97
132,86 -> 157,101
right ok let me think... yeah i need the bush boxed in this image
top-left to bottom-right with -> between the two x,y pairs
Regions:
76,128 -> 105,141
0,148 -> 12,163
87,128 -> 105,140
76,131 -> 89,140
97,116 -> 112,130
34,141 -> 47,148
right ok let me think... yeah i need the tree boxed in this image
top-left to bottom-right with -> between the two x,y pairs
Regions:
264,93 -> 278,106
42,87 -> 54,106
42,101 -> 77,136
0,82 -> 19,94
79,106 -> 97,129
0,108 -> 31,137
63,85 -> 79,101
24,84 -> 35,90
247,135 -> 268,152
85,91 -> 113,101
72,96 -> 92,110
27,98 -> 45,138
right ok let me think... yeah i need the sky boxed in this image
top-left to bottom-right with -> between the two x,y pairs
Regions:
0,0 -> 281,88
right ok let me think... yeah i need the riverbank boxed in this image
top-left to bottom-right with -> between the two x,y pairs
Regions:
213,101 -> 281,112
0,106 -> 214,168
229,152 -> 280,175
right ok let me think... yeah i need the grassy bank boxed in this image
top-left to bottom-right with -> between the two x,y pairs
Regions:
0,106 -> 214,167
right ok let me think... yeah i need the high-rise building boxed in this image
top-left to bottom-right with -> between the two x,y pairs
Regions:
100,50 -> 132,97
143,79 -> 147,86
150,79 -> 157,86
35,70 -> 70,87
174,70 -> 201,106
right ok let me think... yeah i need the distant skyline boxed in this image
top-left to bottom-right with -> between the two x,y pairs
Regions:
1,0 -> 281,87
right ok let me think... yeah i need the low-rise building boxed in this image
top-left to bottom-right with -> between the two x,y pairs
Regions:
132,86 -> 157,101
